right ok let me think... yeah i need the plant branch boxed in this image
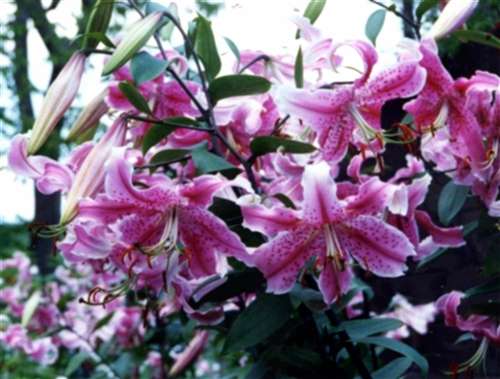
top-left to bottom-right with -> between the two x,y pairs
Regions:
367,0 -> 421,39
238,54 -> 270,74
126,115 -> 211,131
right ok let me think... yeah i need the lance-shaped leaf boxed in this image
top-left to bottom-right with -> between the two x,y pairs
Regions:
438,181 -> 468,225
250,136 -> 316,157
342,318 -> 403,340
224,37 -> 240,63
452,30 -> 500,50
131,52 -> 169,85
208,75 -> 271,104
118,81 -> 151,114
102,12 -> 163,76
81,0 -> 114,49
141,117 -> 199,153
22,290 -> 42,327
194,15 -> 221,81
416,0 -> 439,22
365,9 -> 386,45
296,0 -> 327,37
225,294 -> 292,351
191,144 -> 239,177
359,336 -> 429,376
372,357 -> 413,379
149,149 -> 190,169
465,278 -> 500,298
294,47 -> 304,88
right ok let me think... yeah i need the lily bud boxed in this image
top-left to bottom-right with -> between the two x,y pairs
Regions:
428,0 -> 478,41
102,12 -> 164,76
67,89 -> 109,142
81,0 -> 114,50
168,331 -> 209,377
27,52 -> 86,155
60,116 -> 127,224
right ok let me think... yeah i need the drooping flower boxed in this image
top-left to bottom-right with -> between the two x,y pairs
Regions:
242,162 -> 415,304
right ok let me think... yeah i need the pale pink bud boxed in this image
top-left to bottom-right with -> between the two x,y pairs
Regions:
67,89 -> 109,142
27,52 -> 86,155
168,331 -> 209,377
428,0 -> 478,40
60,116 -> 126,224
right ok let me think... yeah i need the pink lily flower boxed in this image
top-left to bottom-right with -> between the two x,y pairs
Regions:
74,158 -> 248,279
243,162 -> 415,304
403,39 -> 486,171
437,291 -> 500,346
278,40 -> 426,164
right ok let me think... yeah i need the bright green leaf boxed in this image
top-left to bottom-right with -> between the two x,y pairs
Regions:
360,336 -> 429,376
250,136 -> 316,157
372,357 -> 413,379
118,81 -> 151,114
194,16 -> 221,80
131,52 -> 168,85
208,75 -> 271,104
294,47 -> 304,88
438,181 -> 468,225
365,9 -> 386,45
22,290 -> 42,327
225,294 -> 292,351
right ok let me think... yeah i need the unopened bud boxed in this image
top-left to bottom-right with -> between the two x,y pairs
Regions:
428,0 -> 478,41
27,52 -> 86,155
82,0 -> 114,50
60,116 -> 127,224
102,12 -> 164,76
67,89 -> 109,142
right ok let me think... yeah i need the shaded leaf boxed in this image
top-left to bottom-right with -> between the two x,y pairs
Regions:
359,336 -> 429,376
465,278 -> 500,298
453,30 -> 500,50
208,75 -> 271,104
118,81 -> 151,114
438,181 -> 468,225
131,52 -> 168,85
149,149 -> 190,168
250,136 -> 316,157
365,9 -> 386,45
225,294 -> 292,351
343,318 -> 403,340
141,117 -> 198,153
416,0 -> 439,21
372,357 -> 413,379
65,351 -> 90,376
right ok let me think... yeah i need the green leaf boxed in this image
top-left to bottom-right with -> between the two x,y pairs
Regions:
342,318 -> 403,340
250,136 -> 316,157
65,351 -> 90,376
438,181 -> 468,225
416,0 -> 439,21
365,9 -> 386,45
452,30 -> 500,50
22,290 -> 41,327
224,37 -> 240,63
459,300 -> 500,317
208,75 -> 271,104
194,16 -> 221,80
191,145 -> 239,176
142,124 -> 175,154
359,336 -> 429,376
372,357 -> 413,379
289,285 -> 324,311
294,47 -> 304,88
131,52 -> 168,85
417,220 -> 478,268
296,0 -> 327,37
118,81 -> 151,114
465,278 -> 500,298
78,32 -> 115,49
92,313 -> 114,333
149,149 -> 190,167
81,0 -> 114,49
225,294 -> 292,351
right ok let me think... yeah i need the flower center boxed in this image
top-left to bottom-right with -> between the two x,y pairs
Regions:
141,207 -> 179,257
323,224 -> 346,271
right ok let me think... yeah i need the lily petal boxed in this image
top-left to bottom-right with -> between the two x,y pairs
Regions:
318,260 -> 353,305
240,203 -> 301,237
